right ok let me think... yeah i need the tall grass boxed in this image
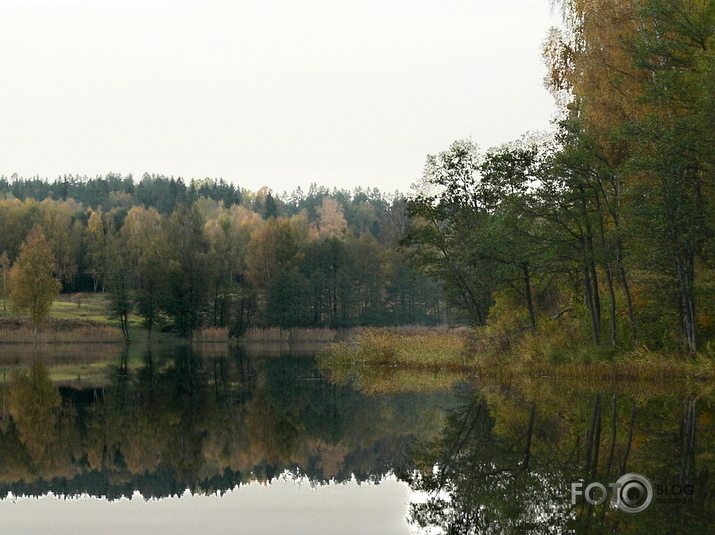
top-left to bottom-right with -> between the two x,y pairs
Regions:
240,325 -> 462,343
316,325 -> 715,386
466,316 -> 715,380
318,328 -> 469,370
316,328 -> 470,394
192,327 -> 229,343
241,327 -> 338,343
0,318 -> 123,344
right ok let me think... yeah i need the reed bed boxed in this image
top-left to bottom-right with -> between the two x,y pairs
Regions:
318,328 -> 470,371
317,327 -> 715,389
241,327 -> 338,343
240,325 -> 465,343
0,318 -> 123,344
192,327 -> 230,343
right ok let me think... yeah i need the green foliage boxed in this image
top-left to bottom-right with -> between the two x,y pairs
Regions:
406,140 -> 496,325
538,0 -> 715,356
161,204 -> 211,336
399,0 -> 715,357
8,225 -> 62,327
265,267 -> 311,328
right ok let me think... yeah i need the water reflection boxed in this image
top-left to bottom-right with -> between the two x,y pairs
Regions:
0,345 -> 451,500
400,381 -> 714,534
2,346 -> 714,534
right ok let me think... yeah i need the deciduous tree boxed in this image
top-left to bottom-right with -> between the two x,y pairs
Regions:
8,225 -> 62,327
84,208 -> 107,292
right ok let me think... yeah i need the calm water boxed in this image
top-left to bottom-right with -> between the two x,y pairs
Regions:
0,344 -> 713,534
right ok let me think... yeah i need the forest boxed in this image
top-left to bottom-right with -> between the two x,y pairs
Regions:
405,0 -> 715,356
2,0 -> 715,358
0,175 -> 449,337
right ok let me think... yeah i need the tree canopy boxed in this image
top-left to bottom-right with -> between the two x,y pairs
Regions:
8,224 -> 62,327
404,0 -> 715,355
0,178 -> 451,335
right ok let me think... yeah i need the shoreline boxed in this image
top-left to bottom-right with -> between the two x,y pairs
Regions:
2,317 -> 713,382
317,329 -> 715,382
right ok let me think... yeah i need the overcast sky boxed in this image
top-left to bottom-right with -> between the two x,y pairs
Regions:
0,0 -> 560,195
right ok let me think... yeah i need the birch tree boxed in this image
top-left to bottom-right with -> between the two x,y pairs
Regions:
8,225 -> 62,327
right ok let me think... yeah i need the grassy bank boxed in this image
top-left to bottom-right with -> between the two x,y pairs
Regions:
468,317 -> 715,381
0,293 -> 193,344
0,293 -> 126,344
318,328 -> 469,371
317,327 -> 715,385
0,317 -> 124,344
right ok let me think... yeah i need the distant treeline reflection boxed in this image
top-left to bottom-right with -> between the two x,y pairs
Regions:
0,347 -> 451,499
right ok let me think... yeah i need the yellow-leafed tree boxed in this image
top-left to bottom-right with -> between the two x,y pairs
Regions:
8,224 -> 62,327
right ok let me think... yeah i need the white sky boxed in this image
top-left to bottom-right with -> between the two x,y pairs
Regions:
0,0 -> 560,195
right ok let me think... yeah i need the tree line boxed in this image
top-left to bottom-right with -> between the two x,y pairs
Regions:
406,0 -> 715,355
3,0 -> 712,355
0,177 -> 449,337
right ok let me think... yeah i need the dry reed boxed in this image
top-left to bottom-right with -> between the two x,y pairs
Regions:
192,327 -> 230,343
317,326 -> 715,383
0,318 -> 123,344
241,327 -> 338,343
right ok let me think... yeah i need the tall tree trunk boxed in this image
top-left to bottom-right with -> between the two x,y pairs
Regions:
589,259 -> 601,330
522,263 -> 537,333
594,189 -> 616,346
579,184 -> 601,338
605,265 -> 617,347
617,241 -> 637,343
583,263 -> 600,345
676,250 -> 697,355
213,281 -> 219,327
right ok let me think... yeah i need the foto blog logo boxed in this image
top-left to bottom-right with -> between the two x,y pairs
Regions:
571,473 -> 654,514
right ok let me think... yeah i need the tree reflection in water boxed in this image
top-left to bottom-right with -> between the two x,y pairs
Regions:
401,388 -> 570,534
0,345 -> 451,500
400,383 -> 715,534
1,348 -> 714,534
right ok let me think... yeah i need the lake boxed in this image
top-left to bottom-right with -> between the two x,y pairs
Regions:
0,343 -> 713,533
